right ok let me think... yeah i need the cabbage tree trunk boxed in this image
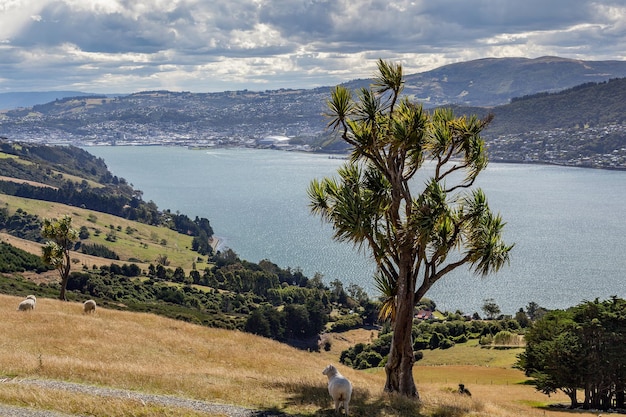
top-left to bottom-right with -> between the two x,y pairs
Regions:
384,259 -> 418,397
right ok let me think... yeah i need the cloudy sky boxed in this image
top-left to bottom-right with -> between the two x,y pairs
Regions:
1,0 -> 625,94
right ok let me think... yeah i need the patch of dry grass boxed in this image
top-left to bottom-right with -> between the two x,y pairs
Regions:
0,294 -> 600,416
0,384 -> 215,417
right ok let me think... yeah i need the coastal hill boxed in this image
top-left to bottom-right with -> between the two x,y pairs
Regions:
454,77 -> 626,168
0,56 -> 625,169
0,91 -> 106,111
0,140 -> 375,342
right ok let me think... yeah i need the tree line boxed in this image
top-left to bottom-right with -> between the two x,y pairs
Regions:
0,241 -> 51,273
0,180 -> 213,239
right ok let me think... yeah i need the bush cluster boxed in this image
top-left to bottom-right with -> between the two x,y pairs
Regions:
340,316 -> 524,370
79,243 -> 120,260
329,314 -> 364,332
0,207 -> 44,242
0,241 -> 51,273
518,297 -> 626,411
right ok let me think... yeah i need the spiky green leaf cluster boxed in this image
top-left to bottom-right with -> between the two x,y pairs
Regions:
309,59 -> 513,318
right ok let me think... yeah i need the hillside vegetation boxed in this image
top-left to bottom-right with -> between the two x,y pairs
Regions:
1,193 -> 201,270
0,293 -> 591,417
477,77 -> 626,137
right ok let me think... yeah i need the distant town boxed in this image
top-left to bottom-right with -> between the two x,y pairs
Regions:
2,114 -> 625,170
1,75 -> 625,170
0,90 -> 327,153
2,108 -> 624,170
487,123 -> 626,169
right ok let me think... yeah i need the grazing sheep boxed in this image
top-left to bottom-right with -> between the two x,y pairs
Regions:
17,298 -> 36,311
26,295 -> 36,302
83,299 -> 97,314
322,364 -> 352,416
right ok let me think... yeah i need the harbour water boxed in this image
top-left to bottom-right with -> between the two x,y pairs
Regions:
86,146 -> 626,315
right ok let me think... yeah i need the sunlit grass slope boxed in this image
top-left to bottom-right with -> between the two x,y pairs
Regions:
0,294 -> 600,417
0,193 -> 208,271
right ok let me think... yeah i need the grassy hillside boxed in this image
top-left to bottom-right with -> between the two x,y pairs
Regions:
484,77 -> 626,137
0,293 -> 596,417
0,193 -> 206,272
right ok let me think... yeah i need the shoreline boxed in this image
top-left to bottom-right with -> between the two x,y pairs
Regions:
209,236 -> 225,253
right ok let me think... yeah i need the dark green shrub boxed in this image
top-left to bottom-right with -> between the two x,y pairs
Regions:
429,332 -> 442,349
81,243 -> 119,260
355,351 -> 383,369
329,314 -> 363,332
439,338 -> 455,349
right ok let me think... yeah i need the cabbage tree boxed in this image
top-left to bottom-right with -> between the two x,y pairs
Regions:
308,59 -> 513,398
41,215 -> 79,301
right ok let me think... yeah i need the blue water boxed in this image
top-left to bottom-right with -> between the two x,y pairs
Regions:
86,146 -> 626,315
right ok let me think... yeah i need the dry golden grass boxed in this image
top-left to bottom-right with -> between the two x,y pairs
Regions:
0,384 -> 216,417
0,294 -> 600,417
419,339 -> 523,368
0,194 -> 208,271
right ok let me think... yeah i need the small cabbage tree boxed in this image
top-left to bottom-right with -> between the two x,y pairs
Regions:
41,215 -> 79,301
308,59 -> 513,398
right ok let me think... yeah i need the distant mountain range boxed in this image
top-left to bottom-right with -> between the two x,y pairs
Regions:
341,56 -> 626,107
0,56 -> 625,169
2,56 -> 626,111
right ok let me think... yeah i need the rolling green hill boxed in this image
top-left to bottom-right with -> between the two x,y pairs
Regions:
475,77 -> 626,137
323,77 -> 626,169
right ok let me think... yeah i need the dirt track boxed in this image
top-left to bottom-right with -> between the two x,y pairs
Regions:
0,377 -> 288,417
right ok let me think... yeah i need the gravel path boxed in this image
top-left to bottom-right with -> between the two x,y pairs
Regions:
0,405 -> 74,417
0,377 -> 290,417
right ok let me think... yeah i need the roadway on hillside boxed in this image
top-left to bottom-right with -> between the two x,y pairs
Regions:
0,376 -> 291,416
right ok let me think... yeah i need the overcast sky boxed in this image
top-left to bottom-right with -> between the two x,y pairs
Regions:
1,0 -> 625,94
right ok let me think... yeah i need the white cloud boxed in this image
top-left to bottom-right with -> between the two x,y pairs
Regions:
0,0 -> 625,93
228,23 -> 286,50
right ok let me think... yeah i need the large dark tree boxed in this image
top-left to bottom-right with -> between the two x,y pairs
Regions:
517,309 -> 583,408
308,59 -> 513,398
518,298 -> 626,411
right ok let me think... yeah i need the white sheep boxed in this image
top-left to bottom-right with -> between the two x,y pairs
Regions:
83,299 -> 97,314
17,298 -> 36,311
322,364 -> 353,416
